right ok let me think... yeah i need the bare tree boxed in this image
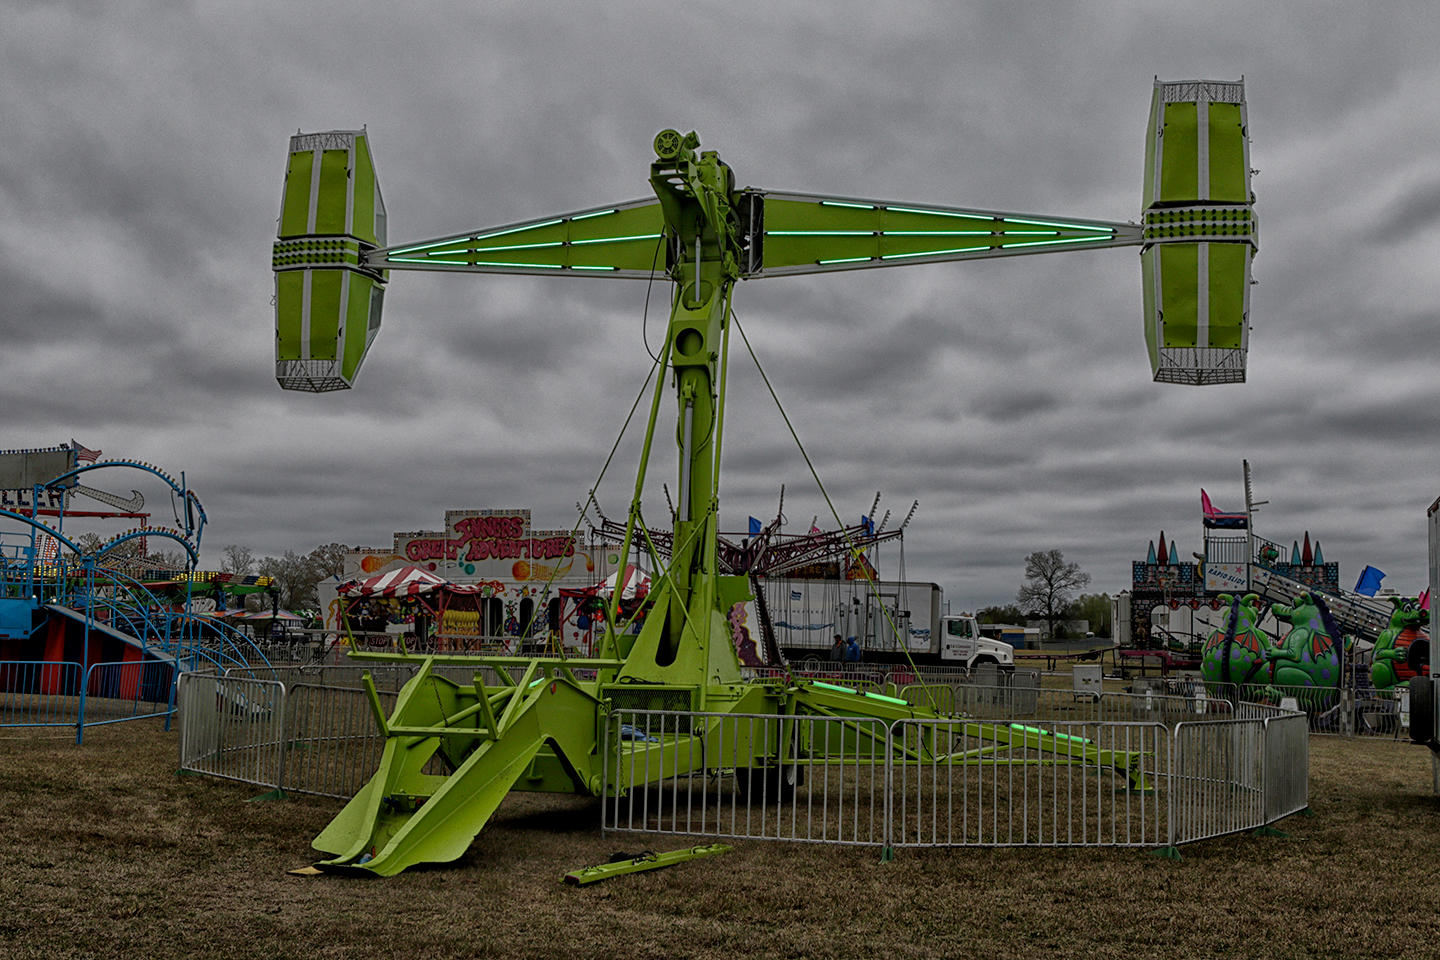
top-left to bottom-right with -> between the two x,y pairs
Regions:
221,544 -> 256,577
1016,549 -> 1091,640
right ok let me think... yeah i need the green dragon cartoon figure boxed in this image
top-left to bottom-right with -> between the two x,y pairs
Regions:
1370,597 -> 1429,690
1201,593 -> 1269,687
1266,592 -> 1340,697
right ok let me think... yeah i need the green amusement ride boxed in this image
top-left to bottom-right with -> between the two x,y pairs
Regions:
272,79 -> 1258,875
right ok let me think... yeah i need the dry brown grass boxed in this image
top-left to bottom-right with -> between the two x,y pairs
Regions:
2,721 -> 1439,960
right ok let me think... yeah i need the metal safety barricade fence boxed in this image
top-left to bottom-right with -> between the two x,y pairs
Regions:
0,660 -> 83,728
602,707 -> 1305,853
602,710 -> 890,846
280,683 -> 398,798
1169,718 -> 1266,844
79,660 -> 176,728
177,672 -> 286,790
888,719 -> 1170,848
1263,711 -> 1309,823
171,673 -> 1309,854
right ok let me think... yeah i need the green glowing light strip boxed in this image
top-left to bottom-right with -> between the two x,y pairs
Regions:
1002,217 -> 1115,233
432,241 -> 564,255
388,256 -> 563,269
387,237 -> 475,256
880,246 -> 992,259
999,237 -> 1107,249
767,230 -> 874,236
475,218 -> 564,240
811,680 -> 858,695
885,205 -> 979,219
569,233 -> 662,245
570,208 -> 617,220
819,200 -> 875,210
863,690 -> 909,706
817,256 -> 873,265
572,265 -> 618,271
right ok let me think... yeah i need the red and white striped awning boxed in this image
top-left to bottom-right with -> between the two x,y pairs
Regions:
339,564 -> 452,598
600,564 -> 652,600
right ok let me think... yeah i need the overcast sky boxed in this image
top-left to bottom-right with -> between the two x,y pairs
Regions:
4,2 -> 1440,608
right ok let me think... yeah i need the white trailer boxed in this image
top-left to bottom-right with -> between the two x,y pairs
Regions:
761,578 -> 1012,670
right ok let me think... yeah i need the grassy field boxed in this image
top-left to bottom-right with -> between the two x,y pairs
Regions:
2,720 -> 1439,960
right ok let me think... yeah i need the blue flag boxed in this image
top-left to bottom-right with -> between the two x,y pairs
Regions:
1354,565 -> 1385,597
861,515 -> 874,536
748,516 -> 762,536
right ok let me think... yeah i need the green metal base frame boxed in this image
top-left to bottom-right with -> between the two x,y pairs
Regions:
563,843 -> 731,885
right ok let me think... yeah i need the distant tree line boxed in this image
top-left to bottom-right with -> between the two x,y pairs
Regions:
221,542 -> 350,611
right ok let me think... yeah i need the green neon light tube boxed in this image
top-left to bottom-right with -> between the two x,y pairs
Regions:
999,237 -> 1106,249
1010,723 -> 1050,736
884,205 -> 979,219
572,265 -> 618,271
456,240 -> 565,253
392,257 -> 565,269
863,691 -> 909,706
570,208 -> 618,220
880,246 -> 991,259
569,233 -> 662,245
386,236 -> 474,256
471,260 -> 564,269
474,218 -> 565,241
766,230 -> 874,236
817,256 -> 873,265
819,200 -> 875,210
1002,217 -> 1115,233
388,255 -> 473,265
811,680 -> 858,695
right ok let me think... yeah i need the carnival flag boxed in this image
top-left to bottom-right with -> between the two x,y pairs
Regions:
70,441 -> 101,463
1353,565 -> 1385,597
860,515 -> 874,536
1420,588 -> 1430,611
748,516 -> 762,536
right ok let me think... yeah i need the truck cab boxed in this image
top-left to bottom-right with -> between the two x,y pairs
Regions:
940,614 -> 1014,673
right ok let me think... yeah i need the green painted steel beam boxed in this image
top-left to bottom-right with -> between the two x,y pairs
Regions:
563,843 -> 732,885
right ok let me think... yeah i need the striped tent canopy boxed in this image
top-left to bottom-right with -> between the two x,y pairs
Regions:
339,564 -> 458,599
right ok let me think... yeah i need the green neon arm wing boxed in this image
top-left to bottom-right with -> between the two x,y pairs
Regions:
742,191 -> 1144,277
363,199 -> 667,279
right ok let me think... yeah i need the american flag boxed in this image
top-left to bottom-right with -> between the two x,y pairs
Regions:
71,440 -> 101,463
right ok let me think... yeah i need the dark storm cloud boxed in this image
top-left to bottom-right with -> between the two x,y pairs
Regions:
5,2 -> 1440,606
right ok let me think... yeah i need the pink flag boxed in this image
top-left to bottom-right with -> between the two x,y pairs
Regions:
1421,588 -> 1430,611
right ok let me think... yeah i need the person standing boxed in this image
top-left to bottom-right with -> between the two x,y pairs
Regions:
829,634 -> 846,662
845,636 -> 861,663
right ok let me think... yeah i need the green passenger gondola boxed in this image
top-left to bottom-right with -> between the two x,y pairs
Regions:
1141,79 -> 1257,385
273,130 -> 388,392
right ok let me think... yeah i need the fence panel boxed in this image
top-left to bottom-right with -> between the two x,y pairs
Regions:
1169,718 -> 1266,845
890,719 -> 1169,848
80,660 -> 176,727
280,683 -> 398,798
602,710 -> 889,846
177,673 -> 286,789
0,661 -> 83,727
1264,712 -> 1309,823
